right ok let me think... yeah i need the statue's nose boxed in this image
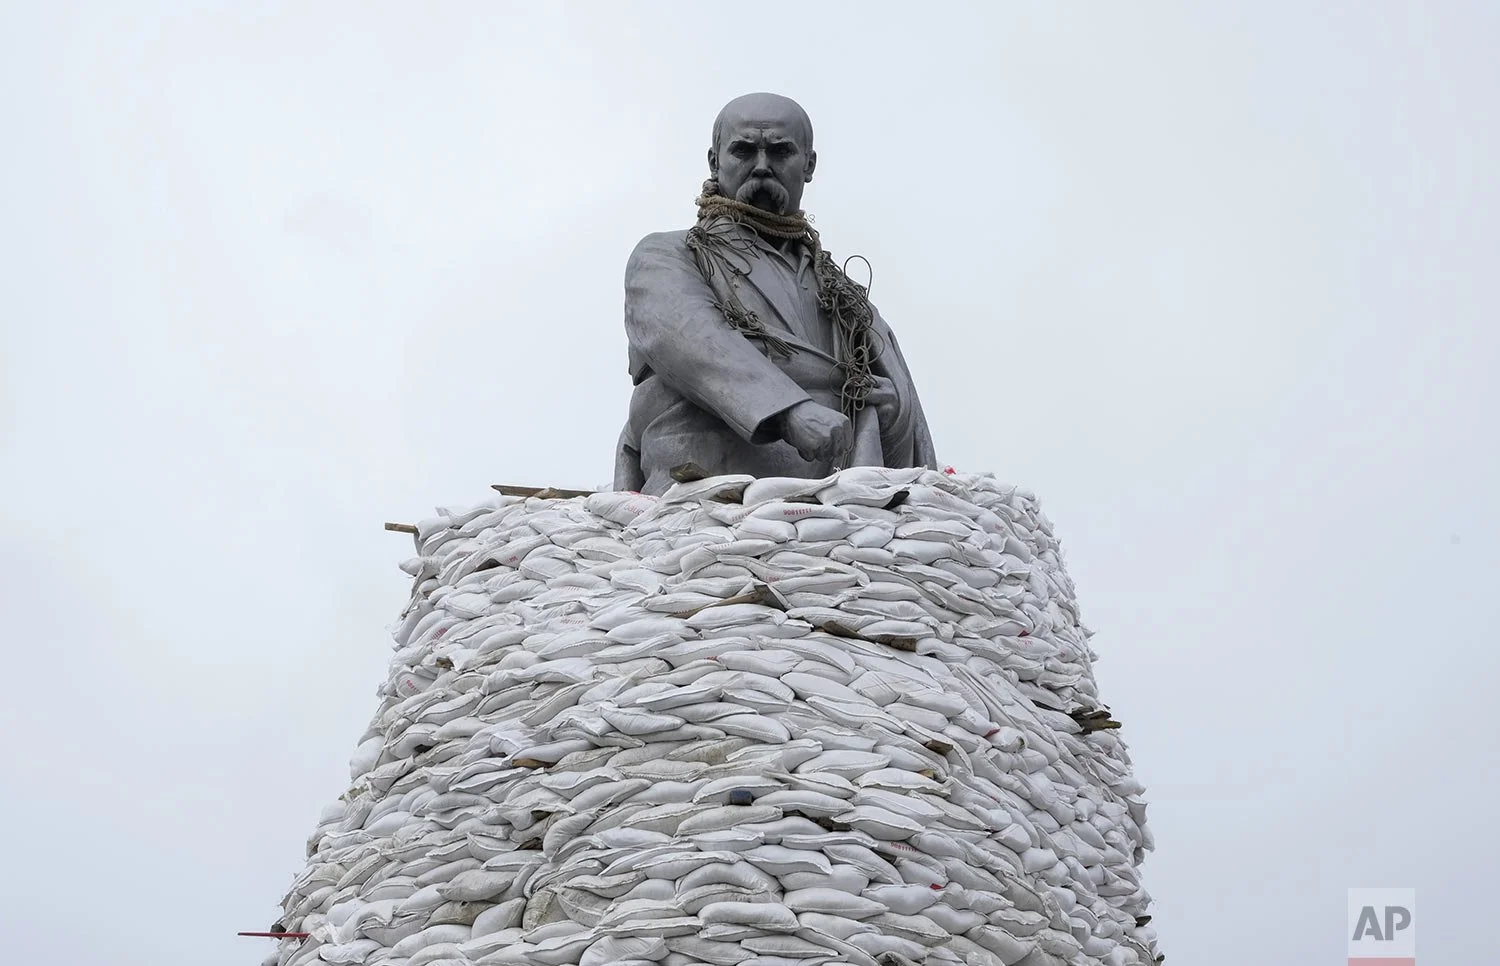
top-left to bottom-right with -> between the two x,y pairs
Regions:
753,150 -> 774,175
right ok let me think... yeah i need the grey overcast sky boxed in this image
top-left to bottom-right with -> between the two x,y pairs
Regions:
2,2 -> 1496,963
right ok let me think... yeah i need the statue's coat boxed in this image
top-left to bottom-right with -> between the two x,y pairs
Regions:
614,219 -> 936,494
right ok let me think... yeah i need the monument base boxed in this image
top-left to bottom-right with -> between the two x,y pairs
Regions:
270,468 -> 1158,966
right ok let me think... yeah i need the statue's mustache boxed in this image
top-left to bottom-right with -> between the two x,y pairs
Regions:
735,178 -> 789,211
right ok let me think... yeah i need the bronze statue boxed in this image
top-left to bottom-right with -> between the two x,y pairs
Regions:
613,92 -> 936,494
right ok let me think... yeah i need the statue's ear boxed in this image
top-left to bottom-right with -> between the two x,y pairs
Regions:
804,150 -> 817,183
707,147 -> 719,177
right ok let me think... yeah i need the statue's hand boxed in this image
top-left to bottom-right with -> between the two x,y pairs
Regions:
866,376 -> 900,429
780,401 -> 852,463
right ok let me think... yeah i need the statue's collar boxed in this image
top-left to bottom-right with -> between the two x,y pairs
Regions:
709,215 -> 813,275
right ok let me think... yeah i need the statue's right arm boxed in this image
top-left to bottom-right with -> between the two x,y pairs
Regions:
624,233 -> 812,444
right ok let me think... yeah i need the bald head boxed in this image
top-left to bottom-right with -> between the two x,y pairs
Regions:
708,92 -> 818,215
712,93 -> 814,155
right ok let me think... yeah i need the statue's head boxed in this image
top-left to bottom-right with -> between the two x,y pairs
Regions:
709,93 -> 817,216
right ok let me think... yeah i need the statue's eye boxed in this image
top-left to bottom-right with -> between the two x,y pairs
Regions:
770,143 -> 794,157
729,142 -> 755,159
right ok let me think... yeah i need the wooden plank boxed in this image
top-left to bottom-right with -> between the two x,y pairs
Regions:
492,484 -> 595,499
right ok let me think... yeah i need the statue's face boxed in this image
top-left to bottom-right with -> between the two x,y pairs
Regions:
710,108 -> 816,216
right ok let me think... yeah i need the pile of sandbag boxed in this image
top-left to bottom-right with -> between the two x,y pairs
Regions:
266,468 -> 1158,966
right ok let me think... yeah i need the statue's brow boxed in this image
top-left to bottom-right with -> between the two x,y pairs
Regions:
729,134 -> 796,147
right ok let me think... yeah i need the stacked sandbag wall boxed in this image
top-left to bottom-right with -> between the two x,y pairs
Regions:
268,468 -> 1159,966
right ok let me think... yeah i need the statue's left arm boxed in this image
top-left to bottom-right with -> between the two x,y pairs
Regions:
873,308 -> 939,469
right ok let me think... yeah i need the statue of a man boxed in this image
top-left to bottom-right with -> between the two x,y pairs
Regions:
613,92 -> 937,494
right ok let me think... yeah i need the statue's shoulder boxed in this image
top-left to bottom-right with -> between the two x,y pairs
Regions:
626,229 -> 698,282
630,228 -> 694,258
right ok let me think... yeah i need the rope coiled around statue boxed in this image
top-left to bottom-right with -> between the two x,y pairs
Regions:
685,179 -> 885,457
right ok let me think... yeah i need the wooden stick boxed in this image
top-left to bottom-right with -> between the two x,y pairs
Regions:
239,932 -> 310,940
384,522 -> 418,534
492,484 -> 595,499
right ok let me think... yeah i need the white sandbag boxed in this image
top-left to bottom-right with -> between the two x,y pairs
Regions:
795,750 -> 889,780
850,788 -> 946,823
677,883 -> 778,915
863,883 -> 942,916
407,942 -> 469,966
780,770 -> 857,799
870,911 -> 950,946
780,671 -> 865,704
580,935 -> 669,966
665,936 -> 755,966
782,888 -> 888,920
397,883 -> 449,916
607,616 -> 694,644
716,649 -> 803,678
713,713 -> 792,743
390,923 -> 471,958
633,850 -> 745,881
969,924 -> 1036,964
804,695 -> 899,731
741,933 -> 845,958
779,864 -> 870,895
925,902 -> 986,935
752,789 -> 851,818
525,930 -> 598,966
821,843 -> 902,885
794,515 -> 860,542
698,901 -> 800,930
584,491 -> 656,524
856,768 -> 947,796
795,911 -> 877,941
743,817 -> 831,846
743,844 -> 832,877
601,706 -> 686,736
694,774 -> 786,802
847,930 -> 930,962
471,897 -> 526,937
838,804 -> 926,841
677,804 -> 784,835
318,939 -> 383,964
690,827 -> 766,852
685,602 -> 787,632
679,861 -> 783,895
